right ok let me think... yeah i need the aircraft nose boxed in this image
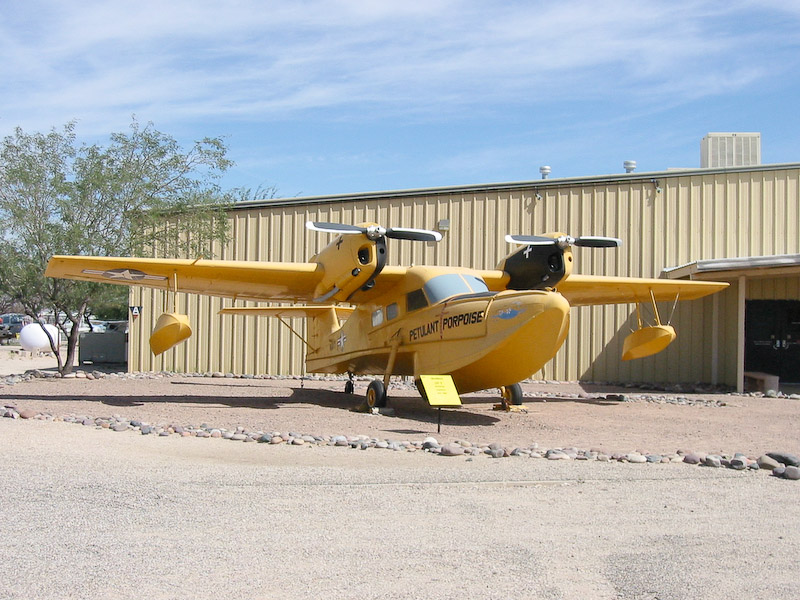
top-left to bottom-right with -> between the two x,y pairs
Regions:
489,290 -> 571,358
490,289 -> 570,322
447,290 -> 571,393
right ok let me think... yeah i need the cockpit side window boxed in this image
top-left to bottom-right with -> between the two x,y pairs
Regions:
406,288 -> 428,312
464,275 -> 490,294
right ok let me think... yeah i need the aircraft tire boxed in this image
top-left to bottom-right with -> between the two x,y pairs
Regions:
366,379 -> 387,408
503,383 -> 524,405
344,380 -> 355,394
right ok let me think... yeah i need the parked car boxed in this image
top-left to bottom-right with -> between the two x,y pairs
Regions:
0,313 -> 32,343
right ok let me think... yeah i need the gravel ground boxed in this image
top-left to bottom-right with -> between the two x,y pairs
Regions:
3,419 -> 800,600
2,348 -> 800,598
2,369 -> 799,457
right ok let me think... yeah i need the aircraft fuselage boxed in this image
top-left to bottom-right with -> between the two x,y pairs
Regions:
306,267 -> 571,393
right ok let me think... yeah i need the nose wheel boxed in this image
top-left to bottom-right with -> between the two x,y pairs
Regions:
502,383 -> 524,405
497,383 -> 524,411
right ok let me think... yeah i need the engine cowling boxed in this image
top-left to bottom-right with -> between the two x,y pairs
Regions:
496,232 -> 574,290
310,225 -> 386,302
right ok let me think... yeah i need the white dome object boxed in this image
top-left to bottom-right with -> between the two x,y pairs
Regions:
19,323 -> 60,352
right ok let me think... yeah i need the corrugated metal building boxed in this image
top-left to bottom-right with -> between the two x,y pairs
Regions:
128,163 -> 800,391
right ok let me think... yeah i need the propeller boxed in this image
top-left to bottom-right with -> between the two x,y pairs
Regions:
505,234 -> 622,249
306,221 -> 442,242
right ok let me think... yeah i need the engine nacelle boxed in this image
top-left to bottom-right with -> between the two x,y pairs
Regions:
496,232 -> 574,290
310,223 -> 387,302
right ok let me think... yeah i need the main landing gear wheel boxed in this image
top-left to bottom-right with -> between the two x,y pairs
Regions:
366,379 -> 387,408
501,383 -> 524,406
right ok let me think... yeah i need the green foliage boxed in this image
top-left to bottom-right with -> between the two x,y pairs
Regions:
0,118 -> 234,372
89,287 -> 131,321
230,184 -> 281,203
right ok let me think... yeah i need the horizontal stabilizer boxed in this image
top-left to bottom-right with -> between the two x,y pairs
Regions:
219,306 -> 355,319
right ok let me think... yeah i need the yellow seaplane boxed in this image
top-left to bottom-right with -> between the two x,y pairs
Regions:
46,222 -> 727,407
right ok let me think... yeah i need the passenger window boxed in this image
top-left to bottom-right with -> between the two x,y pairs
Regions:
372,308 -> 384,327
386,303 -> 399,320
406,289 -> 428,312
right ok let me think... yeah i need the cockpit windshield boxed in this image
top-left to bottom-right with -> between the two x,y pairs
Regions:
423,274 -> 490,304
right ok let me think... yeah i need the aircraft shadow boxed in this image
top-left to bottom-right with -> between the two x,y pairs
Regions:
0,380 -> 500,426
456,393 -> 620,408
512,396 -> 622,406
0,380 -> 616,428
163,381 -> 504,425
0,391 -> 283,410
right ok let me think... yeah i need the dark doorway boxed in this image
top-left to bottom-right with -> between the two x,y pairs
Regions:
745,300 -> 800,384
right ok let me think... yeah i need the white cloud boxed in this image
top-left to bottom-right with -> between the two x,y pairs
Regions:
0,0 -> 798,136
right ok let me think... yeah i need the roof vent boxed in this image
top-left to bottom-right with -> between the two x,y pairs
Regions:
539,165 -> 551,179
623,160 -> 637,173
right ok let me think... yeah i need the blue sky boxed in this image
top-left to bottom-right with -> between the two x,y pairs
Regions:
2,0 -> 800,198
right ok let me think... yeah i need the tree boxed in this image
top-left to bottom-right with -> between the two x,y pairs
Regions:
231,184 -> 281,203
0,119 -> 234,373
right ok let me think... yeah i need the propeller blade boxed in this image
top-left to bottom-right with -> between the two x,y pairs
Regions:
307,221 -> 442,242
386,227 -> 443,242
506,233 -> 622,249
504,234 -> 559,246
305,221 -> 365,235
573,236 -> 623,248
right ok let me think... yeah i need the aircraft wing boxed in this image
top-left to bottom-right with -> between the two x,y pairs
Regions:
47,256 -> 728,307
45,256 -> 324,303
555,275 -> 728,306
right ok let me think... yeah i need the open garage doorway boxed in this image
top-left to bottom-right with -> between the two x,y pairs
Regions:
745,300 -> 800,390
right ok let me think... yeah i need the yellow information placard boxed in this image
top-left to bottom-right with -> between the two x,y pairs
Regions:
419,375 -> 462,407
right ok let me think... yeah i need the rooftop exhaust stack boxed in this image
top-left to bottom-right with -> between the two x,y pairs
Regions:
539,166 -> 551,179
623,160 -> 637,173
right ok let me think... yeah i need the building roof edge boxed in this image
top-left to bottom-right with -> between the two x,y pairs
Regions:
232,162 -> 800,210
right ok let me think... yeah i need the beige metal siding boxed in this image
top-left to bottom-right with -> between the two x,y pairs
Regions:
129,166 -> 800,385
747,276 -> 800,300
